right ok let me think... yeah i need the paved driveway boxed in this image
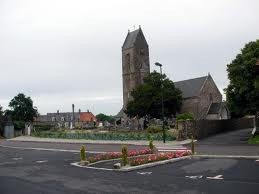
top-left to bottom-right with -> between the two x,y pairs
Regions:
189,128 -> 259,156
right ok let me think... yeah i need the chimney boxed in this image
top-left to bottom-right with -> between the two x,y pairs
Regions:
57,110 -> 59,114
78,109 -> 81,122
72,104 -> 75,123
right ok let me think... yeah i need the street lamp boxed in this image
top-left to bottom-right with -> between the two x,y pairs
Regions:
155,62 -> 166,143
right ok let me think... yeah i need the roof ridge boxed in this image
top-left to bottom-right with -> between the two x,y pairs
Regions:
174,75 -> 208,83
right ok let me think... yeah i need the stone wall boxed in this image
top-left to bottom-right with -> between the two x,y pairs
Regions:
198,75 -> 222,119
180,97 -> 199,119
177,118 -> 254,140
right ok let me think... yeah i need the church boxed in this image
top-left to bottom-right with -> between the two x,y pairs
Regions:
120,27 -> 230,120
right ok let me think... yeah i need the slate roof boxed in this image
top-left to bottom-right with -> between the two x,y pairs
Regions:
174,76 -> 208,98
122,29 -> 141,50
208,102 -> 222,114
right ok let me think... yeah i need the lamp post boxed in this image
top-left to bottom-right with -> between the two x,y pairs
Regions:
155,62 -> 165,143
254,60 -> 259,136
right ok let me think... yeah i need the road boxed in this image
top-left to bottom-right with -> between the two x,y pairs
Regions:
189,128 -> 259,156
1,145 -> 259,194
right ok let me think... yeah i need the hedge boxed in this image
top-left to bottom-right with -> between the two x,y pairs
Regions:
32,130 -> 176,141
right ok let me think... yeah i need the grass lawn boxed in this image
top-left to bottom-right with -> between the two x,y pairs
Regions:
248,135 -> 259,144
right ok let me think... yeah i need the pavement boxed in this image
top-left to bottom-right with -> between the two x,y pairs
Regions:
0,146 -> 259,194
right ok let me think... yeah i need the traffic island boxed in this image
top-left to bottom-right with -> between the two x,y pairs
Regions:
71,150 -> 192,172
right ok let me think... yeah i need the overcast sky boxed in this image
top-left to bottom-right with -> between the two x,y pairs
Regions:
0,0 -> 258,115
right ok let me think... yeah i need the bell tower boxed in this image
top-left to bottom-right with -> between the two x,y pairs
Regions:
122,26 -> 150,108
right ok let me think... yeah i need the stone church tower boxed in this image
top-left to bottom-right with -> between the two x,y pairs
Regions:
122,27 -> 150,108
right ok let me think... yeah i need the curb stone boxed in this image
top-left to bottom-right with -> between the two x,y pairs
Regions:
71,155 -> 192,172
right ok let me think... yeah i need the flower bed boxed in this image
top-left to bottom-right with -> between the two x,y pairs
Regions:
88,148 -> 152,163
130,150 -> 192,166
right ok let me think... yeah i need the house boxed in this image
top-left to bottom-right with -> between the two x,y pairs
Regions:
38,110 -> 97,123
36,110 -> 97,129
174,74 -> 230,120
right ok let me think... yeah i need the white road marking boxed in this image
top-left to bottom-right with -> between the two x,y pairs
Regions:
36,160 -> 48,163
12,157 -> 23,160
185,175 -> 203,179
158,149 -> 189,152
0,162 -> 16,166
207,175 -> 223,180
137,172 -> 152,175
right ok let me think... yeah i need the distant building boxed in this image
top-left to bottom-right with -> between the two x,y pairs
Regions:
174,74 -> 230,120
38,110 -> 97,123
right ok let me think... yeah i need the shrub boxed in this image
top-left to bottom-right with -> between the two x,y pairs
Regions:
176,113 -> 194,121
80,145 -> 86,161
33,124 -> 53,131
121,145 -> 128,166
147,124 -> 163,133
13,121 -> 25,130
191,136 -> 195,154
149,139 -> 155,153
32,130 -> 176,141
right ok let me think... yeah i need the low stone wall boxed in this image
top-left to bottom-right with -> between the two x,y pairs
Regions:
177,118 -> 255,140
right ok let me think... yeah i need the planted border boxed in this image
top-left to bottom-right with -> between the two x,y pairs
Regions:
87,148 -> 152,163
130,151 -> 192,166
32,130 -> 176,141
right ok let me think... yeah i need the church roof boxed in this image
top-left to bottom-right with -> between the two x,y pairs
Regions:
174,75 -> 208,98
122,28 -> 141,50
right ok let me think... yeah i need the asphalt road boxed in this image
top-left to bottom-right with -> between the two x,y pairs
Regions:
0,140 -> 148,153
187,128 -> 259,156
1,146 -> 259,194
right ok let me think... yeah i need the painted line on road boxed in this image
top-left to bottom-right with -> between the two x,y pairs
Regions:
158,149 -> 190,152
0,161 -> 17,166
12,157 -> 23,160
0,144 -> 107,154
36,160 -> 48,163
137,172 -> 152,175
207,175 -> 224,180
185,175 -> 203,179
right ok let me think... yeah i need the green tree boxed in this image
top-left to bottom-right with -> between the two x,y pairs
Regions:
0,105 -> 3,117
96,113 -> 115,123
8,93 -> 38,122
225,40 -> 259,117
125,71 -> 182,118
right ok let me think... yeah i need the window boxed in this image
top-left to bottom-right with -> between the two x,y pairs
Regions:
51,117 -> 55,122
61,117 -> 65,121
125,54 -> 130,65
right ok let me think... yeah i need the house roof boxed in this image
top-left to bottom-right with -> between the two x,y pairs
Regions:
79,112 -> 96,122
174,76 -> 208,98
122,28 -> 141,50
208,102 -> 222,114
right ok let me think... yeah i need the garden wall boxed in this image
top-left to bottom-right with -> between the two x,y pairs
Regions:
177,118 -> 255,140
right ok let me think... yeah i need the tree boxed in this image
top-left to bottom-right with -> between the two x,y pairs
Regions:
0,105 -> 3,117
96,113 -> 115,123
125,71 -> 182,118
225,40 -> 259,118
8,93 -> 38,122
